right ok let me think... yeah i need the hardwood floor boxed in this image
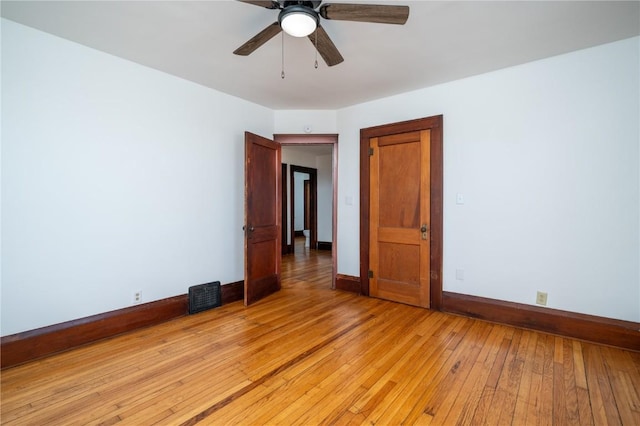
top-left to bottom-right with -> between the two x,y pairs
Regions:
2,246 -> 639,425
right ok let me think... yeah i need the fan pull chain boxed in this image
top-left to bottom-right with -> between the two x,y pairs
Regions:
314,28 -> 318,69
281,32 -> 285,79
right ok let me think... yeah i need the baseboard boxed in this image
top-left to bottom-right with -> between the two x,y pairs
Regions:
442,291 -> 640,351
336,274 -> 361,294
294,230 -> 305,237
221,280 -> 244,304
8,285 -> 634,369
317,241 -> 332,251
1,280 -> 246,369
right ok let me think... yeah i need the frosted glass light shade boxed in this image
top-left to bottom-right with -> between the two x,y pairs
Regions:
279,7 -> 318,38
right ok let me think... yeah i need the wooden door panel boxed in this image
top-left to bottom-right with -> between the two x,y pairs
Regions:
378,131 -> 422,146
378,227 -> 419,245
378,242 -> 420,284
375,281 -> 421,305
249,239 -> 277,277
370,130 -> 431,308
378,142 -> 421,229
250,144 -> 277,226
245,132 -> 281,306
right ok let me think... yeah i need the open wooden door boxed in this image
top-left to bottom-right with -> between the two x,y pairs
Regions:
244,131 -> 281,305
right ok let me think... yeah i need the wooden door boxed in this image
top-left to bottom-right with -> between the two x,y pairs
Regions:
244,131 -> 281,306
369,130 -> 431,308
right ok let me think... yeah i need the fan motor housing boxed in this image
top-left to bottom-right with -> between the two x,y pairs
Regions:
283,1 -> 322,9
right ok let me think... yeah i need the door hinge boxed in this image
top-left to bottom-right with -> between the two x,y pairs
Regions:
368,270 -> 374,278
369,147 -> 374,156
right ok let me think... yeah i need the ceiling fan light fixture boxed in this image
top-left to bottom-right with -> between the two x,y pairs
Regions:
279,5 -> 318,37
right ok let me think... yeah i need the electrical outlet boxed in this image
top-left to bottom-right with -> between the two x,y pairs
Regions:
133,290 -> 142,304
536,291 -> 548,306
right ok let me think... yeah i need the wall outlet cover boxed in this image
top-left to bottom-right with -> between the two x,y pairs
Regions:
536,291 -> 548,306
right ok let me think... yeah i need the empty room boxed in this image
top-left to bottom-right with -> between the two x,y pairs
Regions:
1,1 -> 639,424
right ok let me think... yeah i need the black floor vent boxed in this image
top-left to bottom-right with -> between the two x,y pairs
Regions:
188,281 -> 221,314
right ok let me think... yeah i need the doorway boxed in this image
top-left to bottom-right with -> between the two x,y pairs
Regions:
359,116 -> 443,309
369,130 -> 431,307
290,165 -> 317,252
276,134 -> 338,289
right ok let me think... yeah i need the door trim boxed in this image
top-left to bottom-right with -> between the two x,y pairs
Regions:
274,134 -> 338,290
359,116 -> 443,310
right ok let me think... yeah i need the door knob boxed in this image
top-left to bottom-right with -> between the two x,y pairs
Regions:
421,224 -> 428,240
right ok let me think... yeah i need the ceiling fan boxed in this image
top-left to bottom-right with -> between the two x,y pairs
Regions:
234,1 -> 410,67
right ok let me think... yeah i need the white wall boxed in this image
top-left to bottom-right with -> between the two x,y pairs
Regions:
336,37 -> 640,322
1,19 -> 274,335
274,110 -> 337,134
316,154 -> 333,243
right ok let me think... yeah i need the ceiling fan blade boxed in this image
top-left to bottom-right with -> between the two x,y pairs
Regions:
234,22 -> 282,56
319,3 -> 409,24
237,0 -> 281,9
308,26 -> 344,67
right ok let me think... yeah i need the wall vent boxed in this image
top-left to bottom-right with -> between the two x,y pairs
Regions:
188,281 -> 221,314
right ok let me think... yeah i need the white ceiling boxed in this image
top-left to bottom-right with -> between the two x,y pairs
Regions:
2,1 -> 639,110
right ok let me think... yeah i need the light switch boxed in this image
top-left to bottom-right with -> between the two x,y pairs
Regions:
345,196 -> 353,206
455,269 -> 464,280
456,193 -> 464,205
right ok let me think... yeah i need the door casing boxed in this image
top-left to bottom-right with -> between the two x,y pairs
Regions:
359,116 -> 443,310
